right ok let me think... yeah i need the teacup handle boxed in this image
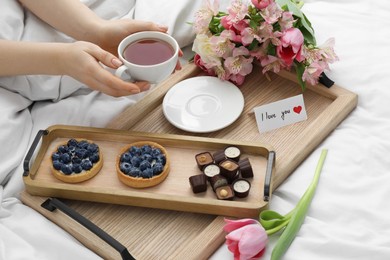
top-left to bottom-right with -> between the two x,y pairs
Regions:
115,65 -> 134,82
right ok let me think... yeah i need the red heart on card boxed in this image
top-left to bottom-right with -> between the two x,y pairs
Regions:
293,106 -> 302,114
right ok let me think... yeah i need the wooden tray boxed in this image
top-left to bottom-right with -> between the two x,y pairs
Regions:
108,63 -> 358,188
21,63 -> 357,260
23,125 -> 274,218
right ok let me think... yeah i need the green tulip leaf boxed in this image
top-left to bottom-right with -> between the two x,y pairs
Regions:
271,149 -> 328,260
260,210 -> 289,230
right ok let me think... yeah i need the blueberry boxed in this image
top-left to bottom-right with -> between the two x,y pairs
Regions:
151,148 -> 162,157
75,148 -> 88,159
77,140 -> 89,150
141,168 -> 154,178
72,163 -> 83,174
68,145 -> 76,152
58,145 -> 69,154
60,153 -> 71,164
52,160 -> 62,170
67,139 -> 78,148
52,152 -> 61,161
141,145 -> 152,154
129,167 -> 141,177
120,152 -> 132,163
129,146 -> 142,156
60,164 -> 73,175
152,162 -> 164,175
156,154 -> 166,165
72,157 -> 82,164
120,162 -> 132,174
141,154 -> 153,162
130,156 -> 141,167
90,153 -> 100,163
81,159 -> 93,171
87,143 -> 99,153
139,160 -> 151,171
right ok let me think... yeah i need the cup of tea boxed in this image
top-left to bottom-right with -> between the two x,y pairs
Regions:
116,31 -> 179,83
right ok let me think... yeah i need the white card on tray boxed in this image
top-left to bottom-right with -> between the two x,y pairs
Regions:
253,94 -> 307,133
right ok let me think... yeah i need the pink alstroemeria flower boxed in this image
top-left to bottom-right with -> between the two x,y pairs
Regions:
260,2 -> 283,24
224,46 -> 253,85
251,0 -> 272,10
277,27 -> 304,66
193,0 -> 220,34
302,60 -> 328,85
226,0 -> 248,24
224,218 -> 268,260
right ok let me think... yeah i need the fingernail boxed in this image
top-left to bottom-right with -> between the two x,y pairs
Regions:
141,82 -> 151,91
157,24 -> 168,30
112,58 -> 122,67
130,88 -> 140,94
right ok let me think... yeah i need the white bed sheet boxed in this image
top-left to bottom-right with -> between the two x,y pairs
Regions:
1,0 -> 390,259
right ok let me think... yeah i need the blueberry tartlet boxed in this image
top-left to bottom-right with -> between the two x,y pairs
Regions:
116,141 -> 170,188
51,139 -> 103,183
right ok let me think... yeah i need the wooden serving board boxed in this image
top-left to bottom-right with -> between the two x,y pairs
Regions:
23,125 -> 274,218
21,63 -> 357,260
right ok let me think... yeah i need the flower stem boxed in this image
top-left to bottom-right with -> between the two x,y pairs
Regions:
271,149 -> 328,260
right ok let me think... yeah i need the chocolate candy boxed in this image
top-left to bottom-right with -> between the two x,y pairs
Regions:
213,150 -> 226,165
232,179 -> 251,198
203,163 -> 221,180
219,159 -> 239,182
195,152 -> 213,170
210,174 -> 228,191
224,146 -> 241,162
238,158 -> 253,178
189,174 -> 207,193
215,185 -> 234,200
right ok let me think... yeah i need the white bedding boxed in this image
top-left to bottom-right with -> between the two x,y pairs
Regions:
1,0 -> 390,259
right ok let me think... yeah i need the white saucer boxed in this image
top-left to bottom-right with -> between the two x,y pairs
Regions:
162,76 -> 244,133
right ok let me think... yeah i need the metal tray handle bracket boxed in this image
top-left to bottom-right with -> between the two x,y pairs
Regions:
23,129 -> 49,177
263,151 -> 275,202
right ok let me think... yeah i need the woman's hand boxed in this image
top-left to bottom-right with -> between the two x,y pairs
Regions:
95,19 -> 182,71
59,41 -> 150,97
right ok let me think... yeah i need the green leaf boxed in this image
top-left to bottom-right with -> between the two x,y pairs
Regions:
260,209 -> 295,235
260,210 -> 288,230
294,61 -> 306,91
276,0 -> 316,45
271,149 -> 328,260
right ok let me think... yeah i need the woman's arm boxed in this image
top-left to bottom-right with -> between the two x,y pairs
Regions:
0,40 -> 150,97
18,0 -> 103,43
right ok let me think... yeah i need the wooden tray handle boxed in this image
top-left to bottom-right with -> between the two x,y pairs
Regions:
41,198 -> 136,260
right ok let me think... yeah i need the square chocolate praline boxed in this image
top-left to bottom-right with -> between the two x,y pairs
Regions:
238,158 -> 254,178
219,159 -> 239,182
189,174 -> 207,193
195,151 -> 214,170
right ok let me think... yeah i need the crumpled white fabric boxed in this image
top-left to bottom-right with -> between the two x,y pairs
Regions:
0,0 -> 203,259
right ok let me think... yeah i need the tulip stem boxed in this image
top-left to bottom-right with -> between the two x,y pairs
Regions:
271,149 -> 328,260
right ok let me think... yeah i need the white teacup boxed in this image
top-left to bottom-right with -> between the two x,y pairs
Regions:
115,31 -> 179,83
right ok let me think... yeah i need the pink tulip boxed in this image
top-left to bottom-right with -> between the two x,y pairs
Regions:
194,54 -> 216,76
276,28 -> 304,66
224,218 -> 268,260
251,0 -> 272,10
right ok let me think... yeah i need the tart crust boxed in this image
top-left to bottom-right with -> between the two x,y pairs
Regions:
116,141 -> 170,188
51,140 -> 103,183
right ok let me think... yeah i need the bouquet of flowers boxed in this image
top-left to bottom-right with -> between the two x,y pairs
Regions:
192,0 -> 338,89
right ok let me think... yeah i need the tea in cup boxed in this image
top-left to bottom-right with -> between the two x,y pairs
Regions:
116,31 -> 179,83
